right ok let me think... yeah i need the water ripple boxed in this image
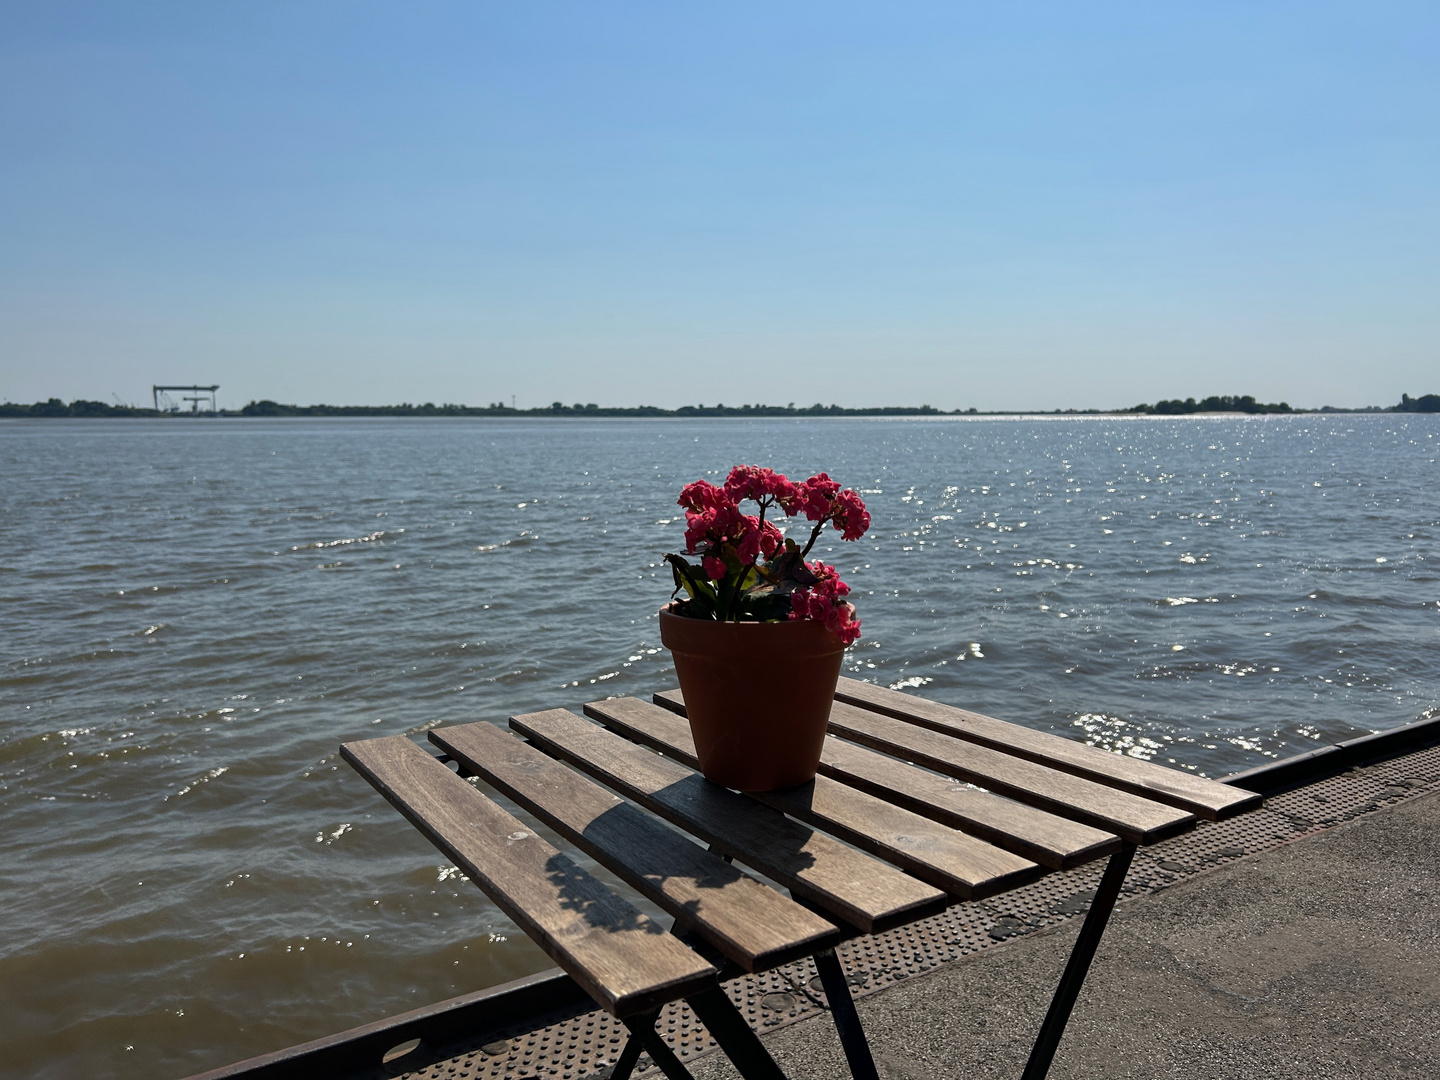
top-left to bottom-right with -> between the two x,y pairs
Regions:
0,414 -> 1436,1078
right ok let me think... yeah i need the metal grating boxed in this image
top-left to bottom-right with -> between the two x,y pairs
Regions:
382,744 -> 1440,1080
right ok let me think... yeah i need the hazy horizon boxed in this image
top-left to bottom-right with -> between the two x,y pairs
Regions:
4,392 -> 1428,415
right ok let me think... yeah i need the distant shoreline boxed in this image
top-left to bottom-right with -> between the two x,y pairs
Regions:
3,393 -> 1437,419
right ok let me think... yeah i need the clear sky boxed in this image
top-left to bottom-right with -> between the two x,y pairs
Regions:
2,2 -> 1437,411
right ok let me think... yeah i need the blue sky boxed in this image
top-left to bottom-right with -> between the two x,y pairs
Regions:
2,2 -> 1436,410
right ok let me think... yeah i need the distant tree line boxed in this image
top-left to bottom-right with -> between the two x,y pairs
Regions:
0,398 -> 164,418
3,394 -> 1437,419
1126,394 -> 1293,414
0,397 -> 958,418
235,400 -> 956,417
1394,393 -> 1440,413
1124,392 -> 1438,415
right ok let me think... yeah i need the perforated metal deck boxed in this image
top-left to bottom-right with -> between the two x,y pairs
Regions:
358,744 -> 1440,1080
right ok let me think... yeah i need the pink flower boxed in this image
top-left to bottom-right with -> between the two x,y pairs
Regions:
702,554 -> 727,580
678,480 -> 731,513
805,561 -> 850,598
759,519 -> 784,557
786,560 -> 860,643
683,501 -> 746,553
683,508 -> 716,552
788,587 -> 861,644
724,465 -> 802,513
723,465 -> 767,501
797,473 -> 841,521
734,515 -> 764,563
833,489 -> 871,541
793,476 -> 869,541
832,603 -> 862,645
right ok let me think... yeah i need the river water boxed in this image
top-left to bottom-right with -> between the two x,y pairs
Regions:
2,415 -> 1436,1078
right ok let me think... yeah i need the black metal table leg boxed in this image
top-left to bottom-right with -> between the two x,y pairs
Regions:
620,1009 -> 697,1080
813,948 -> 881,1080
685,986 -> 789,1080
1021,842 -> 1137,1080
608,1014 -> 649,1080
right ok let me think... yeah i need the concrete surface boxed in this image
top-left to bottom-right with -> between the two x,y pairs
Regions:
686,788 -> 1440,1080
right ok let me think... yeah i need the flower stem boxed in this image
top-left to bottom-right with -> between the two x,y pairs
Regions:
798,516 -> 828,559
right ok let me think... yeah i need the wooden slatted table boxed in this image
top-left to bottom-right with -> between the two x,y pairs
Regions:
341,682 -> 1262,1080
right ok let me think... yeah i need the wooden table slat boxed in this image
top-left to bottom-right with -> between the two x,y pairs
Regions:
833,677 -> 1262,821
815,736 -> 1121,870
429,721 -> 839,972
811,700 -> 1196,844
339,735 -> 715,1017
584,698 -> 1042,899
510,709 -> 947,934
650,691 -> 1121,870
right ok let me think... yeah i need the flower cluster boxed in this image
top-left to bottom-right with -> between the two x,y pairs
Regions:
666,465 -> 869,643
677,479 -> 784,575
788,561 -> 861,644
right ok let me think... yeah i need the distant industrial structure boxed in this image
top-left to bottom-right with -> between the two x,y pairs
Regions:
152,385 -> 219,413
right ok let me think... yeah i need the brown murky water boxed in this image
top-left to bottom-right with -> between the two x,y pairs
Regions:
2,414 -> 1436,1078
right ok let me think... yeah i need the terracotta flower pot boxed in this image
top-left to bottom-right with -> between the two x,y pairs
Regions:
658,604 -> 846,791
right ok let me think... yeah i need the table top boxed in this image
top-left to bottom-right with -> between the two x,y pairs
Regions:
341,680 -> 1262,1019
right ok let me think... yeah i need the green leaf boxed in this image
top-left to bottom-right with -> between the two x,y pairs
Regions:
742,592 -> 793,622
666,554 -> 717,617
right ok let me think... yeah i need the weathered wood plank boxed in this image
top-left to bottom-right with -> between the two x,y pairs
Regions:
813,736 -> 1120,870
832,677 -> 1262,820
429,721 -> 838,972
820,700 -> 1196,844
339,735 -> 715,1017
509,709 -> 947,933
650,691 -> 1120,870
584,698 -> 1042,899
